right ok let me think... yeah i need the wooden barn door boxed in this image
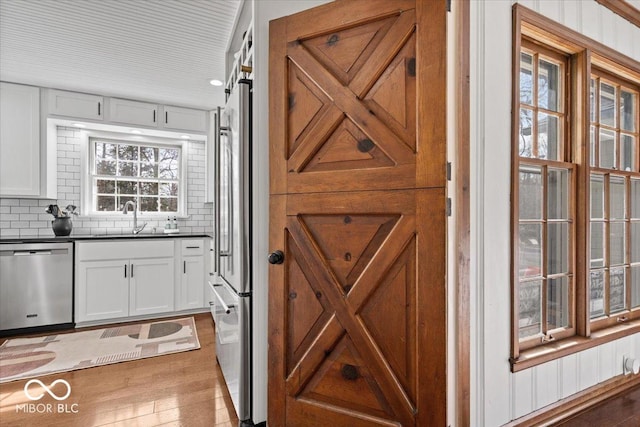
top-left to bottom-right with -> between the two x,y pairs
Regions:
268,1 -> 447,425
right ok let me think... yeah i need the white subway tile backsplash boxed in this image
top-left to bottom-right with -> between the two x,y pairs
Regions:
0,127 -> 212,237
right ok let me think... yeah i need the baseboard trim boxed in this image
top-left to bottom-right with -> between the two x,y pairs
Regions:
503,373 -> 640,427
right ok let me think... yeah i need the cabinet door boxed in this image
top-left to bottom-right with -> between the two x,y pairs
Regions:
48,89 -> 103,120
180,256 -> 205,310
77,260 -> 129,322
130,257 -> 175,316
162,105 -> 208,132
108,98 -> 158,127
0,83 -> 40,197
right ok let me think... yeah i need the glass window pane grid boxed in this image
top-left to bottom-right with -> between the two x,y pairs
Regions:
91,140 -> 180,214
519,49 -> 565,161
517,159 -> 573,341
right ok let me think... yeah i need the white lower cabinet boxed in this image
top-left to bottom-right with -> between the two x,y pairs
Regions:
77,259 -> 129,322
178,239 -> 206,310
76,240 -> 175,324
129,258 -> 174,316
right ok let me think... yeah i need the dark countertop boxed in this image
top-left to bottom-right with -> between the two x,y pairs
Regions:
0,233 -> 212,244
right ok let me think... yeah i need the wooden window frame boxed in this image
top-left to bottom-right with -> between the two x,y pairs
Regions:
511,4 -> 640,372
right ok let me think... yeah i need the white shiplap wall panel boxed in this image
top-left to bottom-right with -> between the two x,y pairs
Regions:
538,0 -> 561,23
481,2 -> 514,426
598,341 -> 616,382
560,353 -> 579,399
0,0 -> 240,109
512,369 -> 533,419
534,360 -> 559,410
601,9 -> 617,49
581,0 -> 603,42
471,0 -> 640,425
578,347 -> 600,390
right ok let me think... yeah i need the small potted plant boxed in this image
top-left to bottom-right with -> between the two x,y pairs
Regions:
46,204 -> 79,236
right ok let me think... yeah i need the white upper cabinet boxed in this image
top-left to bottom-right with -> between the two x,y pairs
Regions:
108,98 -> 159,127
0,82 -> 40,197
162,105 -> 208,133
48,89 -> 104,120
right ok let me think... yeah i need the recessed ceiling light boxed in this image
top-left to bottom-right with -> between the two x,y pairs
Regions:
209,79 -> 223,86
72,123 -> 86,128
180,135 -> 191,139
130,129 -> 143,134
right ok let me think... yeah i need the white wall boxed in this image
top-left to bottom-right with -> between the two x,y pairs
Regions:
470,1 -> 640,425
0,126 -> 211,238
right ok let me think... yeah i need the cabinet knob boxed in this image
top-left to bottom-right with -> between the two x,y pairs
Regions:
268,250 -> 284,265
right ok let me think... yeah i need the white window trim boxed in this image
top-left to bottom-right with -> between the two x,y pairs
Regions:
80,129 -> 188,218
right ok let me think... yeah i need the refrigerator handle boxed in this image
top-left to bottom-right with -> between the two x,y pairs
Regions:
211,284 -> 233,314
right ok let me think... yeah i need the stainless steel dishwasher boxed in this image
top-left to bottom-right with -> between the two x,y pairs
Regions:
0,242 -> 73,332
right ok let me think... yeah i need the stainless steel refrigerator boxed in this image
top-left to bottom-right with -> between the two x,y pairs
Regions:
210,79 -> 262,425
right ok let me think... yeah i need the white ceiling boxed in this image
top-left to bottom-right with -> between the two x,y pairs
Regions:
0,0 -> 240,110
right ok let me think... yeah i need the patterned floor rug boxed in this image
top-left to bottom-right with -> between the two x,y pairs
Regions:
0,317 -> 200,383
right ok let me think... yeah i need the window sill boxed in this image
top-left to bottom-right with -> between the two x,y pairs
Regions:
78,213 -> 190,220
510,320 -> 640,372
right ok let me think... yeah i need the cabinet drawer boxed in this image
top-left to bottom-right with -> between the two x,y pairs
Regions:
181,239 -> 204,256
78,240 -> 174,261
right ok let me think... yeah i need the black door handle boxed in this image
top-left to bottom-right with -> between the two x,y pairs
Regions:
268,250 -> 285,265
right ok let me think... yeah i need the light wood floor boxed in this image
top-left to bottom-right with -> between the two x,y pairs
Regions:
0,313 -> 239,427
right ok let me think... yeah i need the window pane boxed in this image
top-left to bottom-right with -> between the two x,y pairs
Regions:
590,270 -> 605,318
519,108 -> 534,157
117,196 -> 136,211
548,168 -> 568,219
547,277 -> 569,329
519,280 -> 542,338
633,179 -> 640,219
610,222 -> 626,266
140,147 -> 159,162
96,179 -> 115,194
548,223 -> 569,275
590,174 -> 604,219
96,160 -> 116,176
118,145 -> 138,161
95,143 -> 116,160
621,90 -> 636,132
590,222 -> 605,268
600,81 -> 616,127
159,148 -> 179,179
590,78 -> 596,122
96,196 -> 115,212
621,134 -> 636,172
117,181 -> 138,195
520,53 -> 533,105
610,176 -> 626,220
538,59 -> 560,112
160,198 -> 178,212
590,126 -> 596,167
632,223 -> 640,264
118,161 -> 138,177
139,182 -> 158,195
538,112 -> 560,160
632,266 -> 640,308
140,162 -> 158,178
139,197 -> 158,212
599,129 -> 616,169
520,224 -> 542,278
160,183 -> 178,197
610,267 -> 626,313
519,165 -> 542,219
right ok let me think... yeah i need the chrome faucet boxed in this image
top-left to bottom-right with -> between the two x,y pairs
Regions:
122,201 -> 147,234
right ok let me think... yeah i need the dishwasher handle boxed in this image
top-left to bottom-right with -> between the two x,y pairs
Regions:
14,250 -> 53,256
